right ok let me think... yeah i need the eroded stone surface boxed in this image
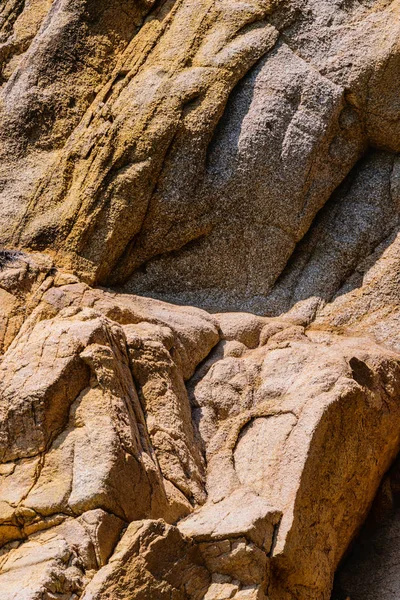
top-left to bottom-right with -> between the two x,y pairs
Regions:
0,0 -> 398,311
0,259 -> 400,598
1,1 -> 400,599
332,457 -> 400,600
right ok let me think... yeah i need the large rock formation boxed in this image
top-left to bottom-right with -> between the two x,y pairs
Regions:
0,1 -> 400,599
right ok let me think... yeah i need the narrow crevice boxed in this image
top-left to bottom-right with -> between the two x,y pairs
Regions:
0,248 -> 23,270
331,452 -> 400,600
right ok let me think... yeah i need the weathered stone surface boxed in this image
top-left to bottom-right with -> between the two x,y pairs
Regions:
190,331 -> 400,598
0,0 -> 398,311
1,1 -> 400,599
0,280 -> 221,554
81,519 -> 210,600
0,264 -> 399,598
0,510 -> 124,600
178,489 -> 280,552
265,151 -> 400,316
0,252 -> 53,353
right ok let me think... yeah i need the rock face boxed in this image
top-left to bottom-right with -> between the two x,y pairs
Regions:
1,0 -> 399,311
0,1 -> 400,599
1,255 -> 400,599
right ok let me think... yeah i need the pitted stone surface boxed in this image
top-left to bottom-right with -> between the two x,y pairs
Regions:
1,2 -> 400,599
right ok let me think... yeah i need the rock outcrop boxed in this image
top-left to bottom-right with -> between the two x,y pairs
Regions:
0,1 -> 400,599
1,0 -> 399,311
1,252 -> 400,598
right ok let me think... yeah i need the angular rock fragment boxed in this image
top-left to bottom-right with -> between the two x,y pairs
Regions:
81,519 -> 210,600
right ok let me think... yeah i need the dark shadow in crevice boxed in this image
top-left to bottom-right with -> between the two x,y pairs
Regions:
263,149 -> 399,317
332,453 -> 400,600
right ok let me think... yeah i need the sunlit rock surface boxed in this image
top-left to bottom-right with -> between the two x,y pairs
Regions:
0,1 -> 400,598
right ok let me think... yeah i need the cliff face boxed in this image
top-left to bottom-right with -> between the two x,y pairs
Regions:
0,1 -> 400,599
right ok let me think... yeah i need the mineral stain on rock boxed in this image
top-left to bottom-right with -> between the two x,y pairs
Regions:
0,1 -> 400,599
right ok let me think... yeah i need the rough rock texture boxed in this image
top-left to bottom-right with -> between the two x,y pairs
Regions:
1,253 -> 400,598
1,1 -> 400,599
0,0 -> 398,311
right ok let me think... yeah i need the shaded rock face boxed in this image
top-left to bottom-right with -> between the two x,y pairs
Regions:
332,456 -> 400,600
1,0 -> 399,311
0,1 -> 400,600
